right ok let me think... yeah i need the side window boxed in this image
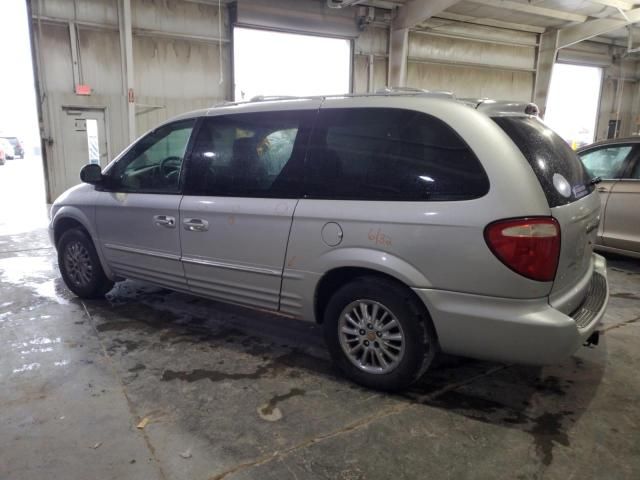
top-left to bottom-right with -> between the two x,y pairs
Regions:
107,119 -> 195,193
184,111 -> 312,197
305,108 -> 489,201
579,146 -> 632,179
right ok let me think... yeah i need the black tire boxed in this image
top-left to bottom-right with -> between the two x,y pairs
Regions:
57,227 -> 114,299
323,276 -> 438,391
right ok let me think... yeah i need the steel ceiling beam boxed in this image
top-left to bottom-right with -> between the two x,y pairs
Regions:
589,0 -> 634,11
392,0 -> 461,30
433,11 -> 545,33
466,0 -> 587,23
557,7 -> 640,48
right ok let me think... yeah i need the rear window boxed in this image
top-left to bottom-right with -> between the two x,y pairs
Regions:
492,116 -> 594,207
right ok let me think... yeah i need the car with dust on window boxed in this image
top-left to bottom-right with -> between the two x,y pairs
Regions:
0,137 -> 15,161
0,136 -> 24,159
49,91 -> 609,391
577,137 -> 640,259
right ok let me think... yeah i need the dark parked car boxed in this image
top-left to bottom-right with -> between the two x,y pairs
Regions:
1,136 -> 24,158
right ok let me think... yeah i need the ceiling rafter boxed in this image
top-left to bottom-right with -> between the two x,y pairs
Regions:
432,11 -> 545,33
557,7 -> 640,48
464,0 -> 587,23
392,0 -> 462,30
589,0 -> 634,11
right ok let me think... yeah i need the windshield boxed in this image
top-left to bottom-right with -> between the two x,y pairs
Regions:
492,116 -> 594,207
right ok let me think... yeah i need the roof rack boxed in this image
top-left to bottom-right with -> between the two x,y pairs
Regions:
375,87 -> 455,99
248,95 -> 303,102
210,89 -> 464,109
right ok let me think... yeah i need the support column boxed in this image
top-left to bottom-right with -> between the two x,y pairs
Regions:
533,30 -> 559,118
388,27 -> 409,87
120,0 -> 135,142
68,22 -> 80,88
368,54 -> 375,93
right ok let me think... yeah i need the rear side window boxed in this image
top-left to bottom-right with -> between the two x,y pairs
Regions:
493,116 -> 595,207
305,108 -> 489,201
184,111 -> 313,198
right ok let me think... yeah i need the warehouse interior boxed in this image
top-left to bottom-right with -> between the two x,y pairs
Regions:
26,0 -> 640,201
1,0 -> 639,479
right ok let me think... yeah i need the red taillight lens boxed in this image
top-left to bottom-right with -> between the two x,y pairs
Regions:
484,217 -> 560,282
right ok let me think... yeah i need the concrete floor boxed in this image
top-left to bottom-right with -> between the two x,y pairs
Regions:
1,158 -> 639,480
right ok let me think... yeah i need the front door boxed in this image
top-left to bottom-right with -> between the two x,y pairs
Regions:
180,108 -> 317,311
578,143 -> 636,244
602,151 -> 640,254
94,118 -> 196,291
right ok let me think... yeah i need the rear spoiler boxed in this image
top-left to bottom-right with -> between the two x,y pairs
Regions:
460,98 -> 539,116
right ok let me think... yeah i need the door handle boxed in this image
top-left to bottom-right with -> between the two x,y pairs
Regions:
183,218 -> 209,232
153,215 -> 176,228
597,186 -> 608,193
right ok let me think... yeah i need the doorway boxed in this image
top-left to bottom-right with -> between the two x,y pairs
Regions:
60,107 -> 109,191
233,27 -> 351,101
544,63 -> 603,148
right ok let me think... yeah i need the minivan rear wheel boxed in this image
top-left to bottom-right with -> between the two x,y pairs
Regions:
323,277 -> 438,391
58,228 -> 114,299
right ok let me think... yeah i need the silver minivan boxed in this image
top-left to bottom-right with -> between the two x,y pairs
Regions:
50,93 -> 609,390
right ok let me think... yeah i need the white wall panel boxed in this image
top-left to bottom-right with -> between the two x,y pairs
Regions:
132,0 -> 227,39
37,23 -> 74,93
77,28 -> 123,95
409,32 -> 536,71
133,36 -> 228,99
355,26 -> 388,56
407,62 -> 533,101
36,0 -> 118,26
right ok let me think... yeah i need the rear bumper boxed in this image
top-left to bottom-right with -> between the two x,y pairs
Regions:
413,254 -> 609,365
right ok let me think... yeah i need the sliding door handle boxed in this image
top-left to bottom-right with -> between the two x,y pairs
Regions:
153,215 -> 176,228
183,218 -> 209,232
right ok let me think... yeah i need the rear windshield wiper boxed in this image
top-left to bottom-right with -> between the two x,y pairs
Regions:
589,176 -> 602,185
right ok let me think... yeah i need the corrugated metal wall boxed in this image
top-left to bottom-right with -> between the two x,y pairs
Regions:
32,0 -> 231,201
407,24 -> 537,101
355,21 -> 537,101
353,26 -> 388,93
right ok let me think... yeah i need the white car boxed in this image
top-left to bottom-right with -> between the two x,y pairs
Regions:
0,138 -> 15,160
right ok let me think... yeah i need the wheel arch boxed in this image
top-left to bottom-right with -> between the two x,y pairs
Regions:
313,266 -> 432,328
52,207 -> 115,280
53,216 -> 88,247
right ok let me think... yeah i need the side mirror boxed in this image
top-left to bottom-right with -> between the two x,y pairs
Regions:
80,163 -> 103,185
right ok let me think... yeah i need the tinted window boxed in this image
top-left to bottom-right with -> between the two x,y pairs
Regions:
493,117 -> 595,207
305,108 -> 488,201
630,157 -> 640,179
184,111 -> 312,197
578,146 -> 632,179
107,119 -> 195,193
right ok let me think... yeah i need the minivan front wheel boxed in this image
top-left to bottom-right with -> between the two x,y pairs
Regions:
324,277 -> 437,391
58,228 -> 114,299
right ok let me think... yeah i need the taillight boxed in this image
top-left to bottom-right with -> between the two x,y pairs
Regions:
484,217 -> 560,282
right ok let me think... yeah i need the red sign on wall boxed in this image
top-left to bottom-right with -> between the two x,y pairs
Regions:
75,84 -> 92,95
